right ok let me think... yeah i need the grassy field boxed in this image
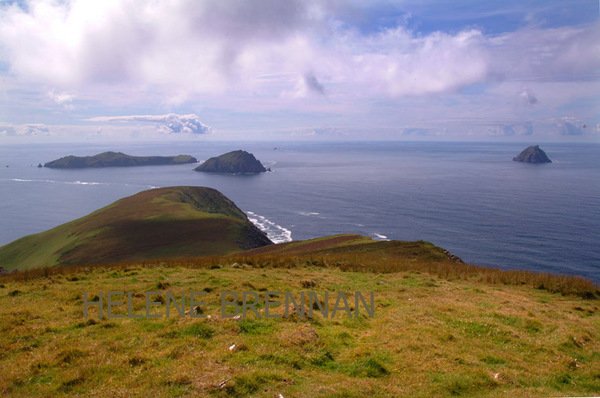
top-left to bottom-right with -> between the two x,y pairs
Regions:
1,254 -> 599,397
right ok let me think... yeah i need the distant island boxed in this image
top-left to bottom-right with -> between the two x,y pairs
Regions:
513,145 -> 552,164
44,151 -> 197,168
195,150 -> 268,174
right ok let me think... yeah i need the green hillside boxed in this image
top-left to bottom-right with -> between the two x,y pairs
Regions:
244,233 -> 449,260
1,187 -> 599,396
0,187 -> 272,271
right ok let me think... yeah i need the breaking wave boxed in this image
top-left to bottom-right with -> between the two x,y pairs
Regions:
372,233 -> 389,241
10,178 -> 158,189
299,211 -> 319,216
246,211 -> 292,243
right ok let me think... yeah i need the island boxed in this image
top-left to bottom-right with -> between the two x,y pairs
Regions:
513,145 -> 552,163
194,150 -> 268,174
44,151 -> 197,168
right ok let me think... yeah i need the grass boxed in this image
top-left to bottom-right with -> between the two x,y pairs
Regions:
0,183 -> 598,396
0,187 -> 272,270
4,234 -> 598,299
1,260 -> 599,397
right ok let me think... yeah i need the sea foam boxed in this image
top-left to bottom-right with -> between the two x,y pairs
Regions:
372,233 -> 389,241
246,211 -> 292,243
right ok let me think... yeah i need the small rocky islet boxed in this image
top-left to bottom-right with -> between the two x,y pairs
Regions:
513,145 -> 552,164
194,150 -> 269,174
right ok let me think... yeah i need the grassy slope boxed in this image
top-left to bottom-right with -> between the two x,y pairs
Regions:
1,190 -> 599,396
244,234 -> 448,260
1,262 -> 599,397
0,187 -> 271,271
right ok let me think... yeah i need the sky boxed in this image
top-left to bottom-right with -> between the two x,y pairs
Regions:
0,0 -> 598,142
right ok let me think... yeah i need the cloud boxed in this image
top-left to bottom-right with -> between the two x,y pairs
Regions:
0,126 -> 16,136
286,72 -> 326,98
0,0 -> 598,141
22,124 -> 51,136
519,88 -> 538,105
551,117 -> 584,136
3,0 -> 595,102
0,0 -> 321,91
88,114 -> 212,135
488,24 -> 600,82
303,72 -> 325,95
486,125 -> 516,137
486,122 -> 533,136
47,90 -> 75,110
513,123 -> 534,136
401,128 -> 430,137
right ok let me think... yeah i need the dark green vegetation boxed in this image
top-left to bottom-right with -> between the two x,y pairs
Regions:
44,151 -> 197,168
513,145 -> 552,163
0,187 -> 272,271
195,150 -> 267,174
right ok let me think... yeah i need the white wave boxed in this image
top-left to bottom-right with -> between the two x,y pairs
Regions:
298,211 -> 320,216
12,178 -> 108,185
11,178 -> 158,189
372,233 -> 389,241
246,211 -> 292,243
69,181 -> 102,185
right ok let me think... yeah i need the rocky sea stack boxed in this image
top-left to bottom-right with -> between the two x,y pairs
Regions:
513,145 -> 552,164
195,150 -> 268,174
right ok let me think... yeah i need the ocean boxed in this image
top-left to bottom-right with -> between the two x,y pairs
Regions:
0,141 -> 598,281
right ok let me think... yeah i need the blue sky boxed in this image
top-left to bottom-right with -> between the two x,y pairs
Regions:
0,0 -> 598,141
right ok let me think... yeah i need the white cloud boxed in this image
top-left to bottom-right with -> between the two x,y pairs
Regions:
47,90 -> 75,110
2,0 -> 595,102
0,126 -> 16,136
551,117 -> 585,136
20,124 -> 51,136
490,25 -> 600,82
513,123 -> 534,136
0,1 -> 598,141
88,114 -> 212,135
485,122 -> 534,137
486,125 -> 516,137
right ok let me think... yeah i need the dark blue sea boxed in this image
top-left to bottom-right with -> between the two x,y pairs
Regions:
0,141 -> 598,281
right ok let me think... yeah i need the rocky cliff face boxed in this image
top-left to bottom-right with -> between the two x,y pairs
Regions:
513,145 -> 552,163
194,150 -> 267,174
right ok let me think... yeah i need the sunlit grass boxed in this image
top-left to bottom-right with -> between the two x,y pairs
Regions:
1,260 -> 599,397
